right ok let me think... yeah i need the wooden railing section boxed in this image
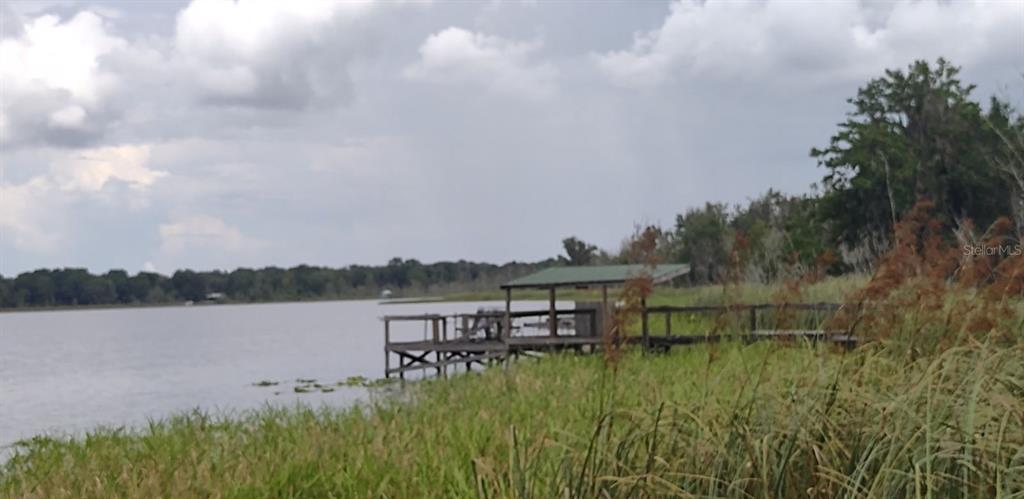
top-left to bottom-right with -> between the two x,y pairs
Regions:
382,303 -> 854,378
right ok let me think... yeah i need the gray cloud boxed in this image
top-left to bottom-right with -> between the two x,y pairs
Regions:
0,10 -> 128,148
173,0 -> 400,109
1,0 -> 1022,275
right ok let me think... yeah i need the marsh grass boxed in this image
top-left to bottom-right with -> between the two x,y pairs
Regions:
4,206 -> 1023,497
3,340 -> 1021,498
4,271 -> 1022,498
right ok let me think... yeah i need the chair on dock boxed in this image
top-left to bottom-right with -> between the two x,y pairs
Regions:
462,307 -> 503,340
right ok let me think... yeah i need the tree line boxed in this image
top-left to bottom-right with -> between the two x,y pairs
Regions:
3,58 -> 1023,308
0,259 -> 559,308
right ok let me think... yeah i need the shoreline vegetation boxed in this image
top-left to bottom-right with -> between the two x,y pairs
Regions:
4,262 -> 1022,497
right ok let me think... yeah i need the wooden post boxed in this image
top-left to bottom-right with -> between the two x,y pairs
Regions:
504,287 -> 512,342
432,318 -> 442,376
602,285 -> 609,333
749,306 -> 757,332
641,298 -> 649,351
384,319 -> 390,378
549,287 -> 557,337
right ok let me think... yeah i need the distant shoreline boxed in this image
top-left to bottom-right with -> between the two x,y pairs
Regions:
0,293 -> 524,314
0,296 -> 381,314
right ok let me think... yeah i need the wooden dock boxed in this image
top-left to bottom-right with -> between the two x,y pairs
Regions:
383,302 -> 854,378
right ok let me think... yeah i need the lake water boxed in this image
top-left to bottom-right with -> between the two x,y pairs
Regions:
0,299 -> 558,450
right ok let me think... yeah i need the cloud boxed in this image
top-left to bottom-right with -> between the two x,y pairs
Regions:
0,10 -> 126,146
0,177 -> 63,252
0,145 -> 166,252
173,0 -> 375,108
596,0 -> 1024,88
52,145 -> 166,192
2,0 -> 1021,276
404,27 -> 557,98
158,215 -> 265,254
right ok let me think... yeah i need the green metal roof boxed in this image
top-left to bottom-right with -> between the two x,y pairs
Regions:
501,264 -> 690,289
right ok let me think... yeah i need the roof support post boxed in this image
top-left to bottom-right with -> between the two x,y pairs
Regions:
504,287 -> 512,343
549,286 -> 557,337
384,318 -> 390,378
601,285 -> 609,336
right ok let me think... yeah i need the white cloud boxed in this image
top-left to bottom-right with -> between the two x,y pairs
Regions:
2,0 -> 1021,275
0,145 -> 166,252
0,10 -> 126,146
158,215 -> 264,253
404,27 -> 557,98
0,177 -> 63,252
596,0 -> 1024,88
174,0 -> 375,107
51,145 -> 167,192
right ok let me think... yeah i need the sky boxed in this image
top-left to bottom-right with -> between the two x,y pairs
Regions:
0,0 -> 1022,276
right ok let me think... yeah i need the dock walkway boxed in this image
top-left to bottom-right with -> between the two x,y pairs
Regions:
383,302 -> 854,378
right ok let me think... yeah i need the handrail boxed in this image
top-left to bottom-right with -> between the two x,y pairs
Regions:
644,302 -> 843,314
382,308 -> 593,321
639,302 -> 849,351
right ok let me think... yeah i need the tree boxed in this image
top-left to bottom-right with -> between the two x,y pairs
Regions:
812,59 -> 1011,250
13,270 -> 56,306
127,272 -> 164,303
561,237 -> 597,266
104,270 -> 131,303
986,97 -> 1024,236
171,270 -> 206,301
0,276 -> 17,308
672,203 -> 730,284
729,191 -> 831,282
79,276 -> 116,305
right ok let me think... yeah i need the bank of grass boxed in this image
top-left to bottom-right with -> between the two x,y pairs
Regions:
3,335 -> 1022,498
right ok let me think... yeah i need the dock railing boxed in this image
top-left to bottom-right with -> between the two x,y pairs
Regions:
640,302 -> 854,349
382,308 -> 599,378
383,303 -> 853,378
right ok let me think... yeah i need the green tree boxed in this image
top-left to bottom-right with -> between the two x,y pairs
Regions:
812,58 -> 1011,249
104,270 -> 131,303
80,276 -> 116,305
0,277 -> 16,308
986,97 -> 1024,235
127,272 -> 164,303
672,203 -> 730,284
561,237 -> 597,266
171,270 -> 206,302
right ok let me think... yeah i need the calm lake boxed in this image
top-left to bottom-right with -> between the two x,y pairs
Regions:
0,299 -> 557,450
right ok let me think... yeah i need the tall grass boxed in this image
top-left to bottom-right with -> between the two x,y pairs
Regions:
4,204 -> 1023,498
3,339 -> 1021,498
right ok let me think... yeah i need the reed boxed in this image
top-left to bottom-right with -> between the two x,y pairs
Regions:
2,334 -> 1020,498
5,207 -> 1023,497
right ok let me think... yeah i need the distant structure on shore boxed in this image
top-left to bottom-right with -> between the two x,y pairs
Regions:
380,289 -> 393,299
